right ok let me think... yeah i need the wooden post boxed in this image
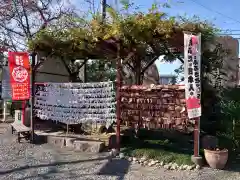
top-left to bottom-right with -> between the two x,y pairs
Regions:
22,101 -> 26,125
30,52 -> 36,143
67,124 -> 69,135
83,59 -> 87,82
116,42 -> 122,151
194,117 -> 200,156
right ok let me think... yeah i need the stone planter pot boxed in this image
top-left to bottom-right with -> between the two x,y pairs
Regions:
204,148 -> 228,169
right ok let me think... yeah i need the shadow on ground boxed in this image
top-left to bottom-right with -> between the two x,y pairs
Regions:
0,157 -> 108,175
98,158 -> 130,180
121,128 -> 194,157
223,151 -> 240,172
0,156 -> 130,180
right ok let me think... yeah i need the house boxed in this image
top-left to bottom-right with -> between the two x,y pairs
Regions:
159,74 -> 176,85
123,63 -> 160,85
143,64 -> 160,85
35,55 -> 71,82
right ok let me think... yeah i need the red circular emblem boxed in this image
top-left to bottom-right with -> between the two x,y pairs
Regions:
12,66 -> 28,83
186,96 -> 200,109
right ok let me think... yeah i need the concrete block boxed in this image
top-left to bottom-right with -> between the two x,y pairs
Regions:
191,155 -> 203,167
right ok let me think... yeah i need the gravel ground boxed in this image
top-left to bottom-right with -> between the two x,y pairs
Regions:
0,123 -> 240,180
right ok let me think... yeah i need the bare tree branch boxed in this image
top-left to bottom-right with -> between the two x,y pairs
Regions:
0,0 -> 77,50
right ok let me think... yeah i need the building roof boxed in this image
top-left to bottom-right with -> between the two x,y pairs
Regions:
159,74 -> 176,78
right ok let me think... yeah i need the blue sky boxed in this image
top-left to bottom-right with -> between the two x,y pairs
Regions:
75,0 -> 240,75
142,0 -> 240,75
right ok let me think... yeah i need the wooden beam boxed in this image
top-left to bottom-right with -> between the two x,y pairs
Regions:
177,56 -> 184,63
36,71 -> 70,77
141,55 -> 159,74
164,43 -> 184,63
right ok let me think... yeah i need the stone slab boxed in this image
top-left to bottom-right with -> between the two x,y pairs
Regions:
35,131 -> 106,153
73,140 -> 105,153
47,136 -> 65,148
65,137 -> 77,148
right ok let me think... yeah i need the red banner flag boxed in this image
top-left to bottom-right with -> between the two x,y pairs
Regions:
184,33 -> 202,119
8,52 -> 30,100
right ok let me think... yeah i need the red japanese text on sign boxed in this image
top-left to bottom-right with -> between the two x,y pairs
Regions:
8,52 -> 30,101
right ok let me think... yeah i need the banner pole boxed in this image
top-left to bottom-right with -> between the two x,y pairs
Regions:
194,117 -> 200,156
183,33 -> 203,166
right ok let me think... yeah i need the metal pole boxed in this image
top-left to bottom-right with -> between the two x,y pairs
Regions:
30,52 -> 36,143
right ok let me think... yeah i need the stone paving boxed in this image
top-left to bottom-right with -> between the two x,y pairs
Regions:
0,122 -> 239,180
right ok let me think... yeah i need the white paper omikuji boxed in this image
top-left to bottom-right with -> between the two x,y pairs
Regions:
34,82 -> 116,127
